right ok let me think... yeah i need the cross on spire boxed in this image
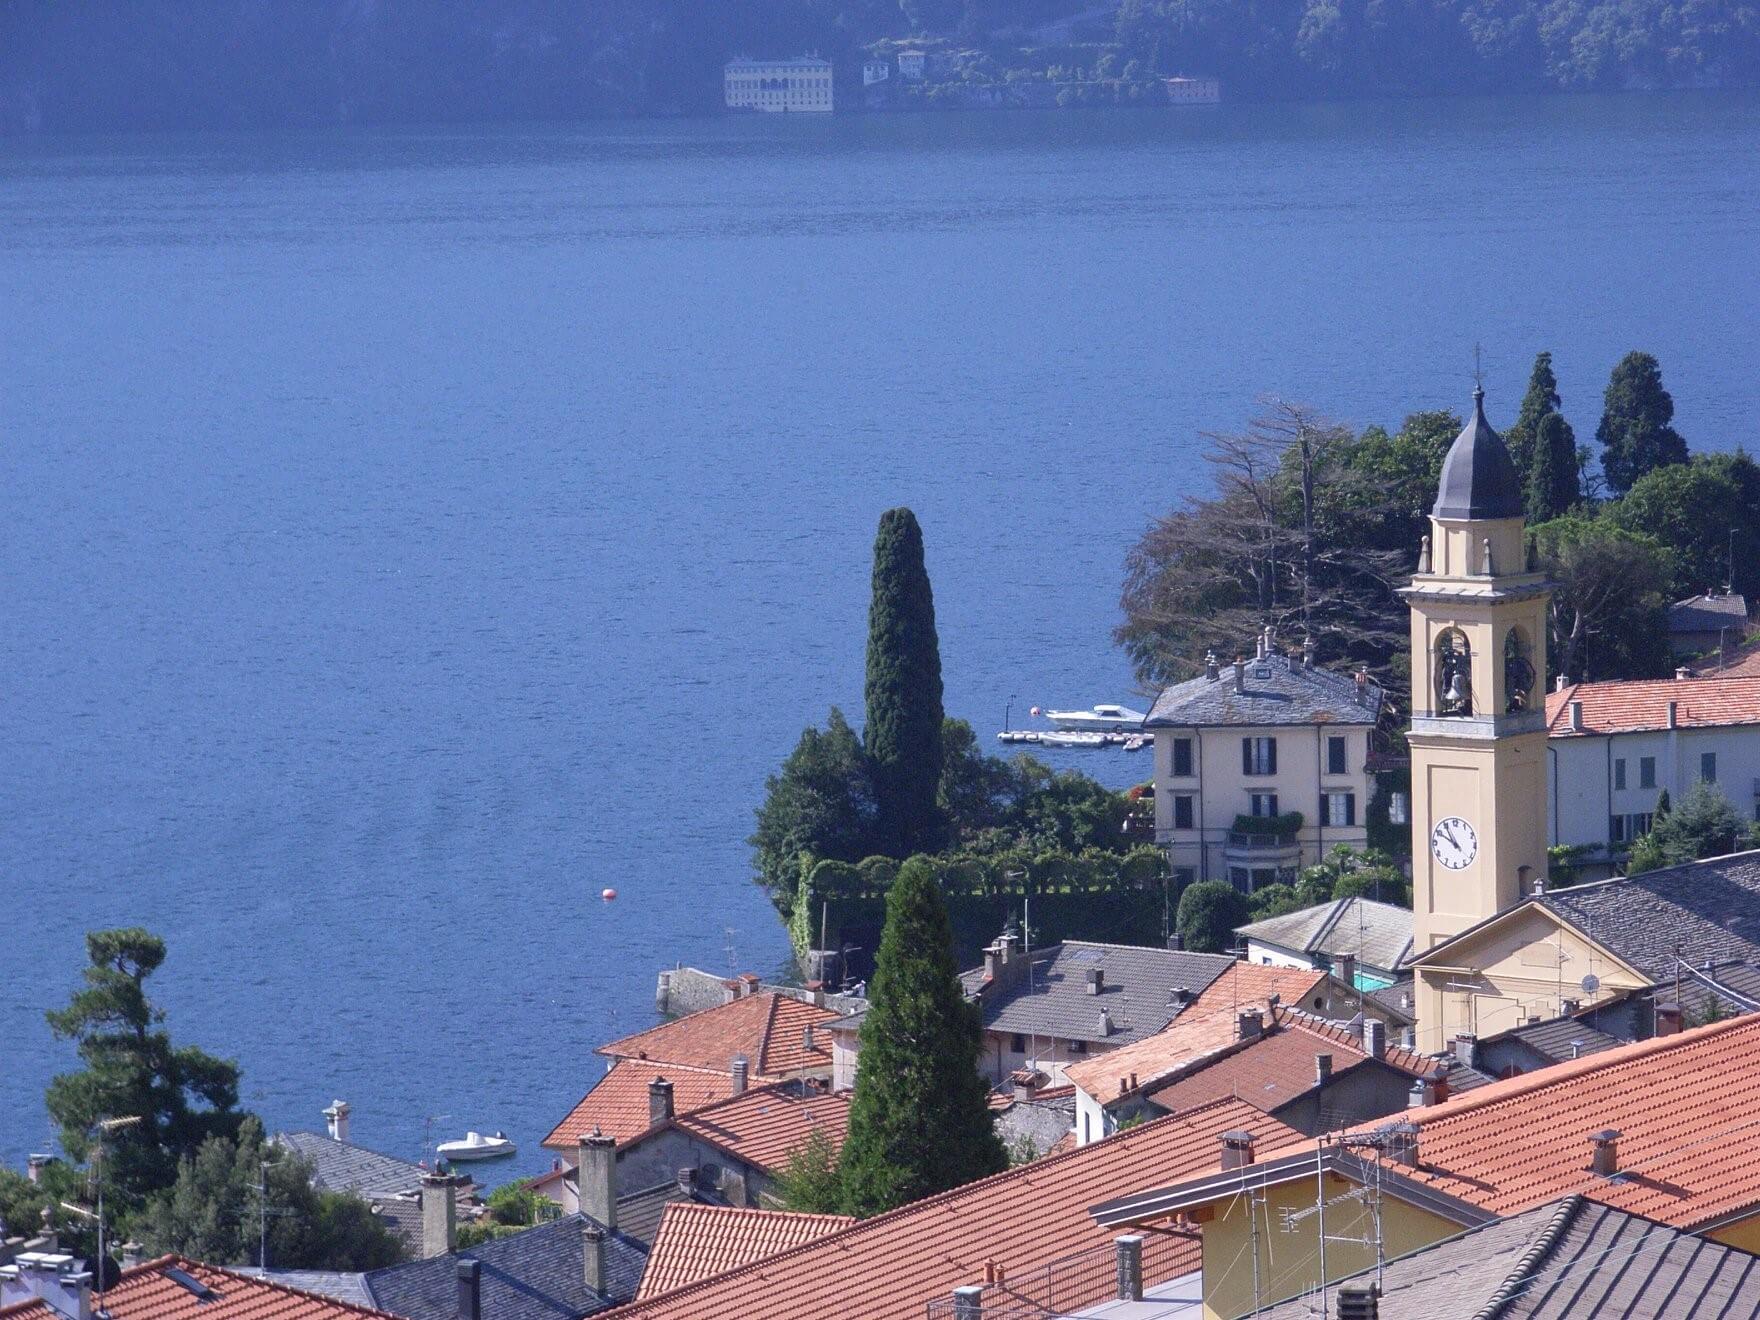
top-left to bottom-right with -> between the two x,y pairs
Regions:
1473,342 -> 1485,393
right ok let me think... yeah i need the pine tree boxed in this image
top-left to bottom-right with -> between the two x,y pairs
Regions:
864,508 -> 947,857
838,858 -> 1006,1216
1526,411 -> 1579,522
1507,351 -> 1561,490
1599,351 -> 1688,495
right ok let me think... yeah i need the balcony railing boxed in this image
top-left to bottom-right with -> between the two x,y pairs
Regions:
1226,830 -> 1301,851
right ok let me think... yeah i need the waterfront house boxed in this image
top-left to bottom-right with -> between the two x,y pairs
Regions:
1546,674 -> 1760,874
895,49 -> 926,81
722,57 -> 833,113
1163,76 -> 1221,103
1235,896 -> 1413,990
1145,635 -> 1383,893
0,1254 -> 405,1320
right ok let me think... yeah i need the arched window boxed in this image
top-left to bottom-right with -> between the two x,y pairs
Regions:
1505,627 -> 1536,714
1436,629 -> 1472,716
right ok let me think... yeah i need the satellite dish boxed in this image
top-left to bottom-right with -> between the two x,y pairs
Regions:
1581,974 -> 1600,994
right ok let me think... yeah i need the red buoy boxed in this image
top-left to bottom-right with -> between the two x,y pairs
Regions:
602,888 -> 617,901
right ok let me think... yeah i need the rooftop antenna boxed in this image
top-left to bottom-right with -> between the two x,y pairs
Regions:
90,1115 -> 141,1294
421,1114 -> 452,1168
253,1160 -> 296,1268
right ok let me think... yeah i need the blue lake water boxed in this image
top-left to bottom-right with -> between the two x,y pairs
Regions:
4,94 -> 1759,1179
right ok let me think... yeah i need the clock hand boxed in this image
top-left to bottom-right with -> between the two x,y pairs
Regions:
1439,822 -> 1458,849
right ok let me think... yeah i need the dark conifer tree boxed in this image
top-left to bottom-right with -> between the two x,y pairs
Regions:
838,858 -> 1006,1216
1506,351 -> 1561,490
1526,411 -> 1579,523
1599,351 -> 1688,495
863,508 -> 947,857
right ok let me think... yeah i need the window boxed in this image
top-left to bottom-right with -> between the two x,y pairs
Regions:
1327,736 -> 1347,777
1249,792 -> 1279,818
1702,752 -> 1718,783
1323,792 -> 1357,827
1640,757 -> 1656,789
1172,737 -> 1194,778
1010,1033 -> 1026,1054
1243,736 -> 1277,776
1609,812 -> 1655,845
1251,868 -> 1277,890
1228,866 -> 1250,891
1067,1039 -> 1087,1055
1614,759 -> 1627,790
1173,794 -> 1195,830
1173,866 -> 1197,888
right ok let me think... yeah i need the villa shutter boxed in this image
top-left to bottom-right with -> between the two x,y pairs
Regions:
1267,738 -> 1277,774
1242,738 -> 1252,775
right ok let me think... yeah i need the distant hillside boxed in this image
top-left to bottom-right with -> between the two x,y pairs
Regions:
2,0 -> 1756,134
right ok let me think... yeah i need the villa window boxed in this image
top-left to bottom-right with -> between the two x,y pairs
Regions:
1010,1034 -> 1026,1054
1327,735 -> 1347,776
1323,792 -> 1357,827
1249,792 -> 1279,818
1640,757 -> 1656,789
1702,752 -> 1718,783
1614,759 -> 1627,790
1174,795 -> 1195,830
1243,736 -> 1277,776
1172,737 -> 1194,778
1067,1039 -> 1087,1055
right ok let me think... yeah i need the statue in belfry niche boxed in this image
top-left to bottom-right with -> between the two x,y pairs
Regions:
1504,629 -> 1536,713
1436,629 -> 1472,716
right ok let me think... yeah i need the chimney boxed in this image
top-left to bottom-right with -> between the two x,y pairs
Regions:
1169,985 -> 1192,1006
1114,1235 -> 1144,1303
677,1166 -> 699,1197
1204,650 -> 1220,682
1354,669 -> 1370,704
951,1286 -> 984,1320
1590,1129 -> 1621,1178
1233,657 -> 1246,692
1668,700 -> 1679,728
731,1055 -> 749,1096
1237,1009 -> 1263,1041
119,1242 -> 144,1270
323,1099 -> 351,1144
803,1023 -> 817,1053
420,1171 -> 463,1258
1336,954 -> 1357,990
1385,1123 -> 1419,1168
984,942 -> 1003,981
582,1221 -> 607,1296
5,1256 -> 92,1320
576,1131 -> 617,1231
1220,1130 -> 1257,1170
1655,1001 -> 1683,1037
1303,635 -> 1317,671
1098,1007 -> 1114,1037
1336,1282 -> 1381,1320
1675,667 -> 1692,682
1451,1033 -> 1477,1069
1363,1018 -> 1386,1060
455,1260 -> 482,1320
1012,1069 -> 1045,1103
25,1155 -> 50,1185
1086,968 -> 1105,995
649,1077 -> 675,1127
1315,1053 -> 1333,1087
1569,700 -> 1584,732
1562,998 -> 1581,1014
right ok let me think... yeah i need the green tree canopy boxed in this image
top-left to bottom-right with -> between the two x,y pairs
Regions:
137,1117 -> 404,1270
1531,515 -> 1673,682
751,708 -> 876,914
864,508 -> 948,857
1598,351 -> 1688,495
938,717 -> 1019,841
1176,880 -> 1250,953
1506,350 -> 1562,490
1627,780 -> 1754,874
45,929 -> 243,1210
773,1128 -> 844,1214
1526,411 -> 1580,524
839,858 -> 1006,1216
1610,453 -> 1760,602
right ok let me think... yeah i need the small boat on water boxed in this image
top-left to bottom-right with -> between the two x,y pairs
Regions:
1039,731 -> 1110,750
437,1131 -> 517,1162
1042,703 -> 1146,731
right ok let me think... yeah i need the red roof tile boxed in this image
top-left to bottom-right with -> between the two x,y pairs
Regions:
0,1257 -> 398,1320
665,1083 -> 851,1175
635,1205 -> 855,1300
1546,675 -> 1760,736
1063,963 -> 1329,1102
1368,1014 -> 1760,1228
541,1059 -> 734,1151
597,993 -> 839,1079
599,1098 -> 1305,1320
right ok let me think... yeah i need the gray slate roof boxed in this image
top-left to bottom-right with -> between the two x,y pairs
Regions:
363,1215 -> 645,1320
1257,1195 -> 1760,1318
230,1269 -> 375,1307
276,1131 -> 441,1200
1433,388 -> 1523,521
1236,899 -> 1413,974
1670,592 -> 1748,634
958,942 -> 1234,1046
1145,652 -> 1381,728
1537,852 -> 1760,980
1675,960 -> 1760,1020
615,1180 -> 728,1247
1496,1015 -> 1626,1065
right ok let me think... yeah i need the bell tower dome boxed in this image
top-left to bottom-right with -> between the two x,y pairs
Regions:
1403,388 -> 1553,1050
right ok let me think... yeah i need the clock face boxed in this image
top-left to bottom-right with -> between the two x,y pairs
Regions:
1432,816 -> 1478,870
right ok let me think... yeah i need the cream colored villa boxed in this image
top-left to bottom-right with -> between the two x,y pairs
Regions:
723,57 -> 834,113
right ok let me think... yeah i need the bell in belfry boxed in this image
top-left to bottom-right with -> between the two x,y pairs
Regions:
1443,671 -> 1467,708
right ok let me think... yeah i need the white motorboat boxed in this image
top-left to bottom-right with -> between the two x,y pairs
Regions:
436,1131 -> 516,1162
1041,703 -> 1146,731
1038,731 -> 1110,750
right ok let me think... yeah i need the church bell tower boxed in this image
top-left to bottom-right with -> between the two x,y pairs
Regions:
1404,388 -> 1552,1050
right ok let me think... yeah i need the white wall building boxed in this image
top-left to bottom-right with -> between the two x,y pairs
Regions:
724,57 -> 834,113
1546,675 -> 1760,875
1146,632 -> 1383,892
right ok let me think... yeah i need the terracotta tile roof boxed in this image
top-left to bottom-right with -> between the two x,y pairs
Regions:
0,1256 -> 400,1320
1144,1007 -> 1432,1117
1062,963 -> 1329,1102
665,1082 -> 851,1175
1545,675 -> 1760,736
635,1205 -> 854,1300
597,993 -> 839,1079
542,1059 -> 734,1151
1695,635 -> 1760,678
598,1098 -> 1305,1320
1366,1013 -> 1760,1229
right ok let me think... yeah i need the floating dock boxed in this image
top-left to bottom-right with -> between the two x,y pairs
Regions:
996,730 -> 1149,751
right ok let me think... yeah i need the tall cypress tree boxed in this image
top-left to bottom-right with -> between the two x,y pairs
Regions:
838,858 -> 1007,1216
1526,411 -> 1579,523
1599,351 -> 1687,495
864,508 -> 947,857
1507,351 -> 1561,491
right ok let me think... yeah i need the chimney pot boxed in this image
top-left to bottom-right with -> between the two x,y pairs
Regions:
1086,968 -> 1104,995
1204,651 -> 1220,682
420,1171 -> 463,1259
677,1167 -> 697,1195
1336,1281 -> 1381,1319
1098,1007 -> 1113,1037
1451,1033 -> 1477,1069
731,1055 -> 749,1095
1363,1019 -> 1385,1059
1386,1122 -> 1420,1167
119,1242 -> 144,1270
952,1286 -> 984,1320
649,1077 -> 675,1126
1233,658 -> 1246,692
1675,668 -> 1692,682
1337,953 -> 1357,989
582,1220 -> 607,1296
1315,1053 -> 1333,1086
576,1131 -> 617,1231
1237,1009 -> 1263,1041
1220,1130 -> 1257,1170
455,1259 -> 482,1320
1655,1001 -> 1683,1036
1590,1129 -> 1621,1178
1114,1235 -> 1144,1302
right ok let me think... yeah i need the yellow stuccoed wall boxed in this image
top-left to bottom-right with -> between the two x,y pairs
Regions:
1198,1172 -> 1463,1319
1706,1216 -> 1760,1255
